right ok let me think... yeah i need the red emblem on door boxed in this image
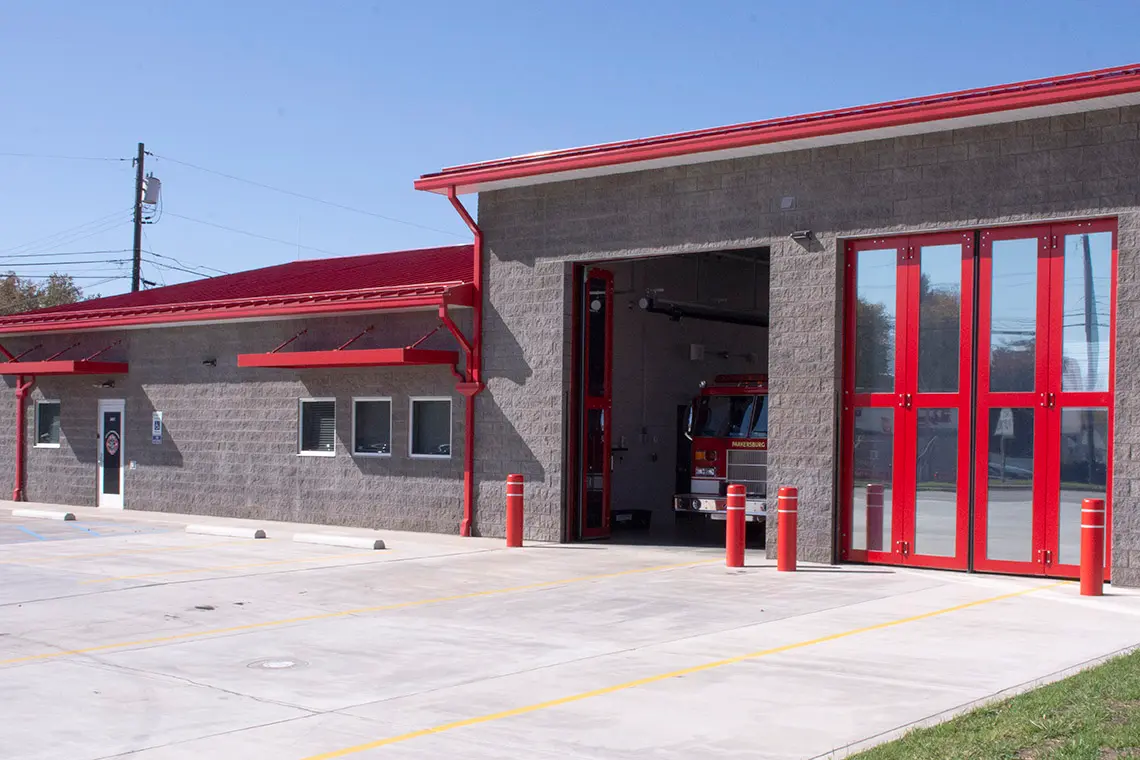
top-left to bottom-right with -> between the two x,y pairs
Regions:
105,431 -> 120,456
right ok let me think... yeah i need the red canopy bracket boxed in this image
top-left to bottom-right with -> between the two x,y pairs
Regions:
336,325 -> 375,351
44,341 -> 83,362
84,339 -> 123,361
271,328 -> 308,354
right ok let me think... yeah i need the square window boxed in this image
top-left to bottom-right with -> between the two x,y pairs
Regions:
353,398 -> 392,456
299,399 -> 336,456
410,398 -> 451,458
35,401 -> 60,447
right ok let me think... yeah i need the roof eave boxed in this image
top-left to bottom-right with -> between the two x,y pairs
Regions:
414,64 -> 1140,195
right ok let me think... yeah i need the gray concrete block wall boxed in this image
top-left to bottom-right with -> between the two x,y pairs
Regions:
9,309 -> 471,533
478,105 -> 1140,580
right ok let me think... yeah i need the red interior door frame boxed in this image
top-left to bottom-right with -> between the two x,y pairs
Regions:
579,268 -> 613,540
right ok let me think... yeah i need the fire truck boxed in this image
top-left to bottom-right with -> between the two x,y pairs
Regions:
673,374 -> 769,523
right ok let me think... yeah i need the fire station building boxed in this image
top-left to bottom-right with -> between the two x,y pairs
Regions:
3,63 -> 1139,584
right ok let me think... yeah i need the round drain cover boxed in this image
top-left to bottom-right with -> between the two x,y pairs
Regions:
247,658 -> 307,670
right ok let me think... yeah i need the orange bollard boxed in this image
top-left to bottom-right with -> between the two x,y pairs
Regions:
866,484 -> 884,552
726,484 -> 746,568
777,486 -> 798,572
1080,498 -> 1105,596
506,474 -> 524,548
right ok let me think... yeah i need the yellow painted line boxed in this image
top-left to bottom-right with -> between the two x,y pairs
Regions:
0,558 -> 714,667
0,540 -> 239,565
300,580 -> 1068,759
80,551 -> 382,584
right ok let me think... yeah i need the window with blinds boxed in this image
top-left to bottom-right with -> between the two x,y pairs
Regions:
299,399 -> 336,455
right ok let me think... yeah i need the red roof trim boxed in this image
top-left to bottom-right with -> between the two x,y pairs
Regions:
0,360 -> 129,376
0,283 -> 474,336
236,348 -> 458,370
415,63 -> 1140,192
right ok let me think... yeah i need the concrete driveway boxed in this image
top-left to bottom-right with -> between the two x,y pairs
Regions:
0,503 -> 1138,759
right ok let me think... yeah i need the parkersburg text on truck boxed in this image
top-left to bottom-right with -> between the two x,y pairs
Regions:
674,374 -> 769,523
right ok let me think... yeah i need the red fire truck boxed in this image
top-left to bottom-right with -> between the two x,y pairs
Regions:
673,374 -> 769,523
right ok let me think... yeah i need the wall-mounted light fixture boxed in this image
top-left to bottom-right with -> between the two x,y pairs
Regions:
202,359 -> 217,367
790,230 -> 813,242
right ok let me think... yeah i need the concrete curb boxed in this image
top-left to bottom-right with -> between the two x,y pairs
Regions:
12,508 -> 76,521
293,533 -> 385,550
186,524 -> 267,540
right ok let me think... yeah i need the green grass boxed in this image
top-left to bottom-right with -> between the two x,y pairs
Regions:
851,649 -> 1140,760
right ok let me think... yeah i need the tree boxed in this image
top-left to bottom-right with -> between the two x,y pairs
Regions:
0,273 -> 83,316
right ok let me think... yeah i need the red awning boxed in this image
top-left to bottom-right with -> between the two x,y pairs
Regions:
237,348 -> 458,370
0,360 -> 129,376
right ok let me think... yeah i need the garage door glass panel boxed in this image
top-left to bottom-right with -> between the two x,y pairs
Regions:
586,280 -> 609,398
854,248 -> 896,393
1057,408 -> 1108,566
850,407 -> 893,552
1062,232 -> 1112,393
914,409 -> 957,557
918,245 -> 961,393
584,409 -> 606,530
990,239 -> 1038,393
986,407 -> 1035,562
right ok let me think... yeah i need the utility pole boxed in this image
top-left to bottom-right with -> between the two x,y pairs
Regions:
131,142 -> 145,292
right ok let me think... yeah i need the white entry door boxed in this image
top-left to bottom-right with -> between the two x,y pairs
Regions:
97,399 -> 125,509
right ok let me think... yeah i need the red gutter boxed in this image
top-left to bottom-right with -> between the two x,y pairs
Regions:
416,63 -> 1140,192
12,375 -> 33,501
446,188 -> 484,537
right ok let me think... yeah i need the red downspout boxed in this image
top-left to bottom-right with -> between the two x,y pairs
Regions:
13,374 -> 34,501
447,187 -> 484,537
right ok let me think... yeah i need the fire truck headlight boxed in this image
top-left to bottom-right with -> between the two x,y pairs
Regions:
695,466 -> 717,477
695,449 -> 718,462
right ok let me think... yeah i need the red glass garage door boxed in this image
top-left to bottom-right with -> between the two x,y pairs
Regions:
841,220 -> 1116,579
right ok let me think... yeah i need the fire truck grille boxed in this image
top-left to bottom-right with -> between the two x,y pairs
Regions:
727,449 -> 767,497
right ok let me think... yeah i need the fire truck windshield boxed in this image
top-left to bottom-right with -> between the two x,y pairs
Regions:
691,395 -> 767,439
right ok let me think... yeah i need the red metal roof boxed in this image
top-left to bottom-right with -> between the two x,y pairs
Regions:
0,245 -> 474,335
416,63 -> 1140,194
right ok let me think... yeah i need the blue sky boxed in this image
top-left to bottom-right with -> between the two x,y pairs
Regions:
1,1 -> 1137,295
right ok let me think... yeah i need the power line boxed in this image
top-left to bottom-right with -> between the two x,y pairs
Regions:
0,258 -> 131,267
150,153 -> 465,238
0,274 -> 131,280
0,249 -> 133,262
164,212 -> 344,256
0,152 -> 131,162
142,256 -> 216,279
145,250 -> 228,276
0,209 -> 132,256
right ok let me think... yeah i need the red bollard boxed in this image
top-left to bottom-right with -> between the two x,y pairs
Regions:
777,486 -> 798,572
726,484 -> 746,568
866,484 -> 884,552
506,474 -> 524,548
1080,498 -> 1106,596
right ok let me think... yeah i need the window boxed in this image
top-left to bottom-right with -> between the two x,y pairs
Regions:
352,398 -> 392,456
691,395 -> 761,439
299,399 -> 336,456
35,400 -> 61,447
410,398 -> 451,458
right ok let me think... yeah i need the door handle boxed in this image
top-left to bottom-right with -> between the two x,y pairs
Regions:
897,394 -> 913,410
